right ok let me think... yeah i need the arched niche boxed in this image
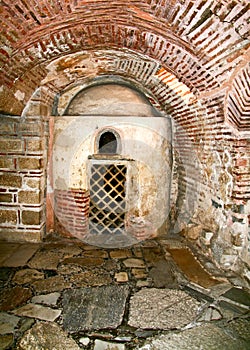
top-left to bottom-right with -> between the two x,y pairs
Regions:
49,81 -> 173,248
63,82 -> 161,117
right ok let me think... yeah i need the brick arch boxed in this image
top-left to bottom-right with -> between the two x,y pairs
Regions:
227,62 -> 250,132
1,0 -> 249,128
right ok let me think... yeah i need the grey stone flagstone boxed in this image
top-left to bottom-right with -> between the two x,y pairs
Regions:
63,285 -> 129,332
128,288 -> 200,330
0,312 -> 20,335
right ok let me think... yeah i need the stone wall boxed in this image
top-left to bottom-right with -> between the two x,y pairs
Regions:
0,115 -> 47,242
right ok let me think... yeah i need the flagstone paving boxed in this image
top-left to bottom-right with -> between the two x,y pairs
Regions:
0,238 -> 249,349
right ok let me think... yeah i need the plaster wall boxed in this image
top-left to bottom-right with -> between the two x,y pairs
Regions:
50,116 -> 172,241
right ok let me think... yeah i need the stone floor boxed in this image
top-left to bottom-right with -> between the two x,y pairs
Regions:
0,236 -> 249,350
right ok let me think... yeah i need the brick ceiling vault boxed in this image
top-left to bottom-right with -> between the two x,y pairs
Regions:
0,0 -> 249,131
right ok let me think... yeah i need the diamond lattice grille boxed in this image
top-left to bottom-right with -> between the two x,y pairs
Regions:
89,162 -> 127,234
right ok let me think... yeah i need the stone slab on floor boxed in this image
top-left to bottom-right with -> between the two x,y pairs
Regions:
1,244 -> 40,267
27,244 -> 82,270
94,339 -> 125,350
0,334 -> 14,350
128,288 -> 200,330
12,269 -> 44,285
167,247 -> 221,288
222,317 -> 250,343
32,275 -> 71,293
63,285 -> 129,332
69,269 -> 112,287
136,322 -> 250,350
0,312 -> 20,335
0,243 -> 19,266
221,287 -> 250,307
31,292 -> 60,306
148,259 -> 178,288
13,303 -> 61,322
18,321 -> 80,350
0,286 -> 32,311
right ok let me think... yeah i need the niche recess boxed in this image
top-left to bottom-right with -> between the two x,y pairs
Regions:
47,82 -> 172,247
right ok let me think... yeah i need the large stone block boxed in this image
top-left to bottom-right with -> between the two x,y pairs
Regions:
18,157 -> 42,170
0,174 -> 22,188
24,178 -> 41,189
18,322 -> 80,350
0,121 -> 15,133
0,193 -> 13,203
25,139 -> 43,152
0,229 -> 42,242
0,139 -> 23,153
18,191 -> 41,204
22,210 -> 42,225
0,157 -> 14,169
18,122 -> 42,135
63,285 -> 129,332
128,288 -> 200,330
0,210 -> 17,225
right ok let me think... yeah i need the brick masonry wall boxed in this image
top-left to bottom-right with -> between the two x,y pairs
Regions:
54,189 -> 90,240
0,115 -> 47,242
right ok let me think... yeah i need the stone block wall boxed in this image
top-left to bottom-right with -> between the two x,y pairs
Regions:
0,115 -> 47,242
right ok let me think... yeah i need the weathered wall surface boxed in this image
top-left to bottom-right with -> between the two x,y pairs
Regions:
50,115 -> 172,242
0,115 -> 47,242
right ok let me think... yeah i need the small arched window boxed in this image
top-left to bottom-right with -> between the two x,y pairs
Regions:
98,131 -> 118,154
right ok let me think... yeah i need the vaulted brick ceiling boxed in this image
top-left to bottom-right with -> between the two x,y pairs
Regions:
0,0 -> 249,131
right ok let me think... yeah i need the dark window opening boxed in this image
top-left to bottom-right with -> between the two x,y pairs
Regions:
99,131 -> 117,154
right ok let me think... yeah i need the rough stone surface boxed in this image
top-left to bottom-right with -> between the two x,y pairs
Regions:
21,210 -> 41,225
1,244 -> 39,267
0,243 -> 19,265
0,286 -> 32,311
62,257 -> 104,267
94,339 -> 125,350
0,241 -> 249,349
32,275 -> 71,293
28,244 -> 82,270
110,249 -> 132,259
131,268 -> 147,279
167,247 -> 221,288
31,292 -> 60,306
128,288 -> 200,329
18,318 -> 35,333
83,250 -> 109,258
115,272 -> 129,282
136,323 -> 249,350
123,258 -> 145,268
13,303 -> 61,322
63,285 -> 129,332
222,287 -> 250,307
13,269 -> 44,284
0,334 -> 14,350
198,306 -> 222,322
18,321 -> 80,350
0,312 -> 20,335
69,269 -> 112,287
148,259 -> 178,288
28,250 -> 62,270
221,317 -> 250,343
79,337 -> 90,346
